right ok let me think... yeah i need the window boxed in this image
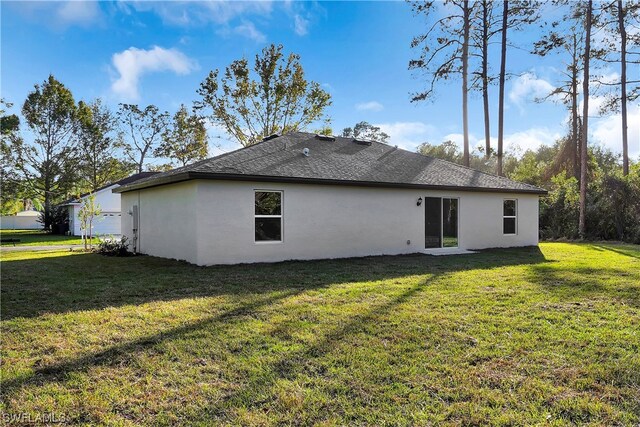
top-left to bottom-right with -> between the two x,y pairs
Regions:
503,199 -> 517,235
255,191 -> 282,242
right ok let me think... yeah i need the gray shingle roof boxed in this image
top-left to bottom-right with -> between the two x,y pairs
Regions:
114,132 -> 546,194
60,172 -> 160,205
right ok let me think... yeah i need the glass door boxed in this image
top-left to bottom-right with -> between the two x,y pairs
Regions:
442,198 -> 458,247
425,197 -> 442,248
425,197 -> 459,249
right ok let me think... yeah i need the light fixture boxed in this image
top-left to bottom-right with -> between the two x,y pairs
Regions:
417,197 -> 423,206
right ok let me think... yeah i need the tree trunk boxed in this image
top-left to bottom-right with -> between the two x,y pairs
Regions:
571,41 -> 579,179
618,0 -> 629,176
462,0 -> 471,167
497,0 -> 508,176
579,0 -> 592,239
482,0 -> 491,159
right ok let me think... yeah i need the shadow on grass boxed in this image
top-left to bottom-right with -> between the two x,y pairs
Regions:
200,274 -> 441,423
527,264 -> 640,308
1,247 -> 549,403
1,246 -> 547,320
1,272 -> 440,421
591,244 -> 640,260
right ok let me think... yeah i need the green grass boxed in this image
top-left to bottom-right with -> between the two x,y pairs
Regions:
1,243 -> 639,425
0,229 -> 83,246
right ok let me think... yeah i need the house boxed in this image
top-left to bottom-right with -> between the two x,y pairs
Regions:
114,132 -> 547,265
61,172 -> 158,236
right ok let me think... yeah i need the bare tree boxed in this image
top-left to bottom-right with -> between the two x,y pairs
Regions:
597,0 -> 640,176
409,0 -> 477,167
117,104 -> 170,173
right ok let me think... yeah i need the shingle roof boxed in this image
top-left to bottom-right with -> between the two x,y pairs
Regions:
61,172 -> 160,205
114,132 -> 546,195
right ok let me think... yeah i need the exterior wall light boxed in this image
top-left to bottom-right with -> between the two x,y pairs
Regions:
417,197 -> 423,206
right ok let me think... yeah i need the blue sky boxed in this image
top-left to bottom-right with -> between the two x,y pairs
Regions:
2,1 -> 638,166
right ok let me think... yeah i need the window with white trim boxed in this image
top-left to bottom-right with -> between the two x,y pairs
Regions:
255,191 -> 282,242
503,199 -> 517,235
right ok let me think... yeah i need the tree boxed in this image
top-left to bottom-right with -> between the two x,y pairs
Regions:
409,0 -> 476,166
597,0 -> 640,176
496,0 -> 541,176
479,0 -> 492,159
11,75 -> 78,230
579,0 -> 593,238
1,99 -> 25,215
497,0 -> 509,176
533,24 -> 585,180
417,140 -> 462,162
78,192 -> 101,250
77,99 -> 133,191
196,44 -> 331,147
117,104 -> 169,173
155,105 -> 209,168
341,121 -> 390,143
314,117 -> 333,136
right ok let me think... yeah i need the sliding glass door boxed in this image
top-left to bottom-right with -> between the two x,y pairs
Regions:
424,197 -> 459,249
425,197 -> 442,248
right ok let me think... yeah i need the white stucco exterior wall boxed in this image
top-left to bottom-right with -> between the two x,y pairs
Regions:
119,179 -> 540,266
120,181 -> 198,262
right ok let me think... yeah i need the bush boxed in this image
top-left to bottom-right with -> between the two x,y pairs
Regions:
96,236 -> 131,257
38,206 -> 69,234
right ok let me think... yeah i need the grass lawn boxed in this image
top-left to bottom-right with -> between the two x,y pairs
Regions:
1,243 -> 639,425
0,229 -> 83,246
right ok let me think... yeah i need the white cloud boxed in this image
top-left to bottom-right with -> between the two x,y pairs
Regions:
321,83 -> 335,92
356,101 -> 384,112
56,1 -> 100,27
111,46 -> 197,101
443,128 -> 561,156
442,133 -> 481,150
8,1 -> 101,29
294,14 -> 310,36
509,72 -> 555,111
122,1 -> 273,26
374,122 -> 438,151
218,21 -> 266,42
592,105 -> 640,158
503,128 -> 562,155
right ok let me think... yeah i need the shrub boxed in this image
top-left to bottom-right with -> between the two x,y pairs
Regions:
96,236 -> 131,257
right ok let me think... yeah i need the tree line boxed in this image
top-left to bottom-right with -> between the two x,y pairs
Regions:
1,80 -> 209,229
410,0 -> 639,240
0,44 -> 335,229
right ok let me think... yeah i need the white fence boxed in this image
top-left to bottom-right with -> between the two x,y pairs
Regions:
1,215 -> 41,230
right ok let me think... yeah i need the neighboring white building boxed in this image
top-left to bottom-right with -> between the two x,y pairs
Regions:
0,210 -> 41,230
61,172 -> 157,236
114,132 -> 547,266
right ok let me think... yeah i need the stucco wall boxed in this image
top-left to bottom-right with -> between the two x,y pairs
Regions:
120,179 -> 539,265
120,181 -> 197,262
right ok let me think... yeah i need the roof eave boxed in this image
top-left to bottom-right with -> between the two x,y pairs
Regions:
113,172 -> 192,193
114,171 -> 548,195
